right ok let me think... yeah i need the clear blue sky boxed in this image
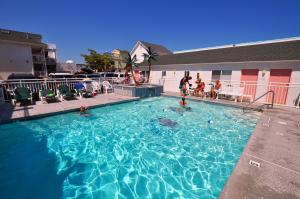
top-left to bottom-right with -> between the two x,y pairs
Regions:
1,0 -> 300,63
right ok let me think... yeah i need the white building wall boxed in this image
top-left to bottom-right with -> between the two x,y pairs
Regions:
131,44 -> 147,63
47,43 -> 56,59
0,41 -> 33,79
148,60 -> 300,106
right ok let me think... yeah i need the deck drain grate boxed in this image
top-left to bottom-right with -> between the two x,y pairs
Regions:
277,121 -> 287,125
249,160 -> 261,168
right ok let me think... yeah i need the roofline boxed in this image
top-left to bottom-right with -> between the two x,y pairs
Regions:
0,38 -> 47,47
174,36 -> 300,54
130,41 -> 144,55
138,59 -> 300,67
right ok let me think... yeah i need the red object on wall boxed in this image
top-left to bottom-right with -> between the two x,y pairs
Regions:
241,69 -> 259,99
268,69 -> 292,105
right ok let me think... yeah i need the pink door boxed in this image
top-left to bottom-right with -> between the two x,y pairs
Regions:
268,69 -> 292,104
241,69 -> 259,100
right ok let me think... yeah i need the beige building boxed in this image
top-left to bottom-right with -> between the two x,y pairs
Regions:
0,29 -> 57,80
111,49 -> 129,71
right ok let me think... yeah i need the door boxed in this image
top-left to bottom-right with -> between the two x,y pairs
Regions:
268,69 -> 292,105
241,69 -> 259,100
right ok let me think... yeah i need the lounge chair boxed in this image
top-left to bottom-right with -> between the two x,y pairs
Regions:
102,81 -> 113,94
91,81 -> 102,93
39,89 -> 56,103
74,82 -> 93,98
12,87 -> 33,106
204,84 -> 212,98
57,84 -> 75,101
231,86 -> 253,102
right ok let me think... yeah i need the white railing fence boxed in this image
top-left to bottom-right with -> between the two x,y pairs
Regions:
157,78 -> 300,107
0,78 -> 108,102
1,77 -> 300,107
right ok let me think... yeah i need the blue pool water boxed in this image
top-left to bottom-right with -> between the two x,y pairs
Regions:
0,97 -> 260,199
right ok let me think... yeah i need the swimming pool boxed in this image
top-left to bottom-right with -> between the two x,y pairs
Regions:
0,97 -> 260,199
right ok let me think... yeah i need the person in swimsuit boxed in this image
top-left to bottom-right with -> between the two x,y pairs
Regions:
211,80 -> 222,99
179,76 -> 192,106
79,106 -> 90,116
194,73 -> 205,97
179,76 -> 192,96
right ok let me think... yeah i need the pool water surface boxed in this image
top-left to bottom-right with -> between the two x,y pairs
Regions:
0,97 -> 260,199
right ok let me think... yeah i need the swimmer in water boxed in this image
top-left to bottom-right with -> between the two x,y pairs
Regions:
79,106 -> 90,116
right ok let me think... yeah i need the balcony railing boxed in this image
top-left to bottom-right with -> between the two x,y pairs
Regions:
32,55 -> 45,63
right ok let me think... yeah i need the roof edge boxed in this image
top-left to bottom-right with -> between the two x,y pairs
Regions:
138,59 -> 300,67
174,36 -> 300,54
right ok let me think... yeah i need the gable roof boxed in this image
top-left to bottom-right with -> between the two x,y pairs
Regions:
139,38 -> 300,66
131,41 -> 173,56
139,41 -> 173,55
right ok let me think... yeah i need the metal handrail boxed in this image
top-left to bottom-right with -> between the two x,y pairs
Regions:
243,90 -> 275,112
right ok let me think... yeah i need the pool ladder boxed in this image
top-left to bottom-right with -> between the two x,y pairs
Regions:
243,90 -> 275,112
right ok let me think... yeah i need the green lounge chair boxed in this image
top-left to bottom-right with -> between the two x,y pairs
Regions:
12,87 -> 33,106
57,84 -> 75,101
40,89 -> 56,103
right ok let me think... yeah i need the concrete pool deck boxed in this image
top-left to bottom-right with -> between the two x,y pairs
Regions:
163,92 -> 300,198
0,93 -> 138,124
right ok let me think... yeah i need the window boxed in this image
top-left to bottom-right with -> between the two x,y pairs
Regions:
162,71 -> 166,77
211,70 -> 232,81
212,70 -> 221,81
221,70 -> 232,81
141,71 -> 149,77
184,70 -> 190,77
105,73 -> 114,77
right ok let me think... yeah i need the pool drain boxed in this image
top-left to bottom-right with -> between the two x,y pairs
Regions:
249,160 -> 261,168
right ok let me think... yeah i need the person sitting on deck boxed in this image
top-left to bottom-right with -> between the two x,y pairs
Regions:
194,74 -> 205,97
211,80 -> 222,99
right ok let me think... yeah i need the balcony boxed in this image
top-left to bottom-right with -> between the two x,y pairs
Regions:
32,55 -> 45,63
46,57 -> 56,65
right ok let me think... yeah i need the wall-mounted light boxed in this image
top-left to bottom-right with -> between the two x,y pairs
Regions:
262,69 -> 266,77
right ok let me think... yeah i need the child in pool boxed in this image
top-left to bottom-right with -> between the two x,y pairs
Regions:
79,106 -> 90,116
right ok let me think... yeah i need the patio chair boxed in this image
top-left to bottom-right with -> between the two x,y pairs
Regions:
203,86 -> 211,98
84,82 -> 95,94
232,86 -> 253,103
91,81 -> 102,93
39,89 -> 56,103
12,87 -> 33,106
74,82 -> 93,98
57,84 -> 75,101
102,81 -> 113,94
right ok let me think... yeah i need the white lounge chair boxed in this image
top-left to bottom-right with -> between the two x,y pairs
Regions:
231,86 -> 244,102
218,84 -> 233,99
224,86 -> 253,102
102,81 -> 113,94
91,81 -> 101,93
204,86 -> 211,98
